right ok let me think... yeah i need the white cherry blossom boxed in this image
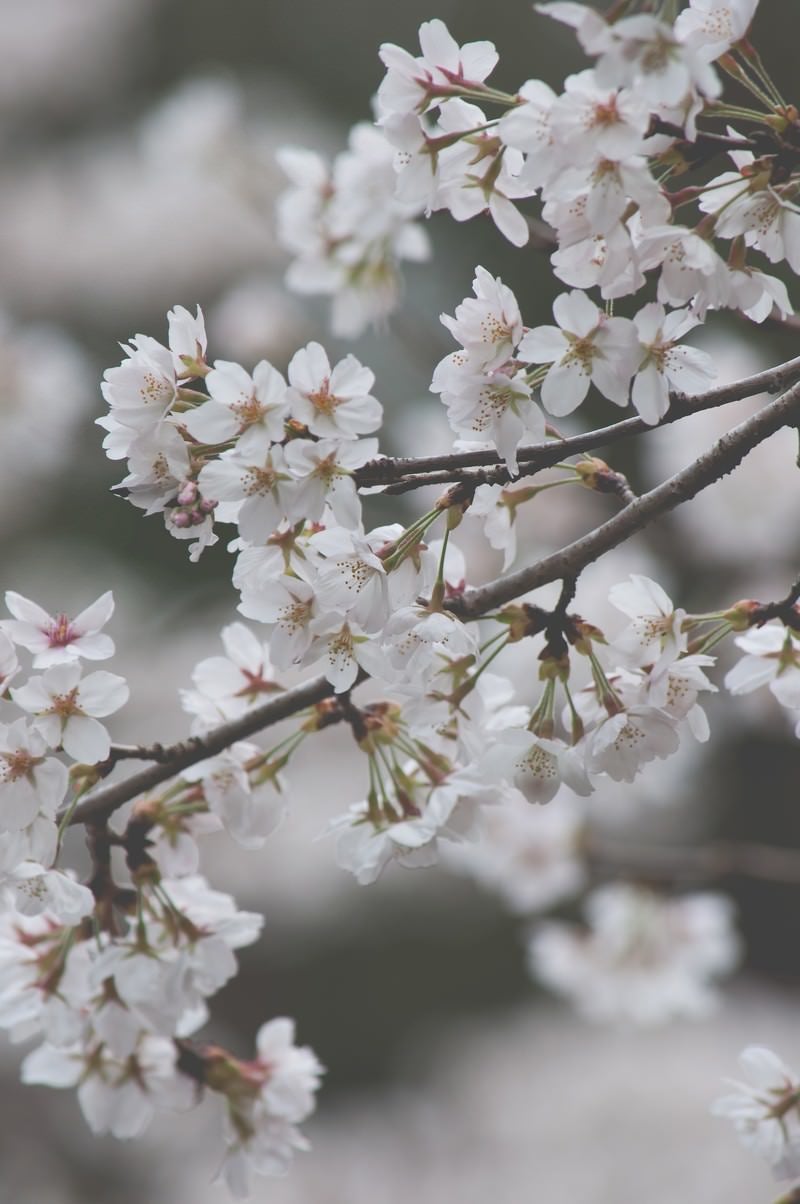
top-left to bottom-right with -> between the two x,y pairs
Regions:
518,289 -> 639,415
287,343 -> 381,439
3,591 -> 115,668
674,0 -> 759,62
587,704 -> 680,783
182,359 -> 289,455
11,665 -> 129,764
630,303 -> 716,424
725,624 -> 800,710
377,19 -> 498,121
713,1046 -> 800,1180
530,884 -> 740,1024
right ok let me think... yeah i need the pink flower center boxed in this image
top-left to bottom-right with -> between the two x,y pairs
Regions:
47,614 -> 76,648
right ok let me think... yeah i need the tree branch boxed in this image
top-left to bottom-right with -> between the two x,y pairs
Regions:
355,354 -> 800,489
451,377 -> 800,618
64,377 -> 800,830
67,673 -> 337,827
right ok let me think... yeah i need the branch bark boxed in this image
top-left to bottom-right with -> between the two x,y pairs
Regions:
355,353 -> 800,490
452,377 -> 800,618
64,376 -> 800,828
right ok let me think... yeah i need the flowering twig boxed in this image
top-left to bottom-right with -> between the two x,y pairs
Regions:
355,353 -> 800,492
452,378 -> 800,618
64,382 -> 800,830
65,674 -> 340,827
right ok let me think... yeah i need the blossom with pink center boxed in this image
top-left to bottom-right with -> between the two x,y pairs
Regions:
518,289 -> 639,415
287,343 -> 381,439
630,303 -> 716,424
3,591 -> 115,668
377,18 -> 498,121
0,719 -> 68,829
11,664 -> 129,764
439,266 -> 523,372
181,359 -> 289,456
283,436 -> 378,528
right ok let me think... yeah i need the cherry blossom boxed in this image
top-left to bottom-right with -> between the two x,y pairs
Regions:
674,0 -> 759,62
713,1046 -> 800,1179
11,665 -> 129,764
377,19 -> 499,121
181,359 -> 289,454
286,343 -> 381,440
3,591 -> 115,668
518,289 -> 639,415
530,884 -> 740,1024
725,624 -> 800,710
0,719 -> 69,827
630,303 -> 716,424
587,704 -> 680,783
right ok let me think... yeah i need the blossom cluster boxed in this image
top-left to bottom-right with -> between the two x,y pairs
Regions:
278,0 -> 794,339
5,0 -> 800,1198
0,591 -> 322,1195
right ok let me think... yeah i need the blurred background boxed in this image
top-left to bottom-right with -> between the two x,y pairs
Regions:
1,0 -> 800,1201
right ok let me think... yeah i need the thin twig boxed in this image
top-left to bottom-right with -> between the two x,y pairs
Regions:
67,674 -> 337,827
355,354 -> 800,489
451,378 -> 800,618
64,378 -> 800,829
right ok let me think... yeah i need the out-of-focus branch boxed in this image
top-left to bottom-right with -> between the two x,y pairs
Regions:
452,377 -> 800,618
355,354 -> 800,492
587,834 -> 800,886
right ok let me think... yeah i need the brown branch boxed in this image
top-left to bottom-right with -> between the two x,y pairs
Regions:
587,834 -> 800,887
66,673 -> 337,827
355,354 -> 800,490
451,377 -> 800,618
64,377 -> 800,830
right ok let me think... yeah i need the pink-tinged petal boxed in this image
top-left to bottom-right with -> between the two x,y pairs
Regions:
632,363 -> 669,425
4,592 -> 52,628
288,342 -> 331,394
517,325 -> 566,364
591,356 -> 632,406
1,621 -> 51,654
77,671 -> 129,717
724,656 -> 776,695
221,623 -> 264,671
72,591 -> 115,634
181,403 -> 240,444
71,633 -> 116,662
62,716 -> 110,764
553,290 -> 599,337
540,360 -> 591,415
418,19 -> 460,72
22,1044 -> 83,1088
489,195 -> 530,247
664,345 -> 716,395
329,356 -> 375,399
